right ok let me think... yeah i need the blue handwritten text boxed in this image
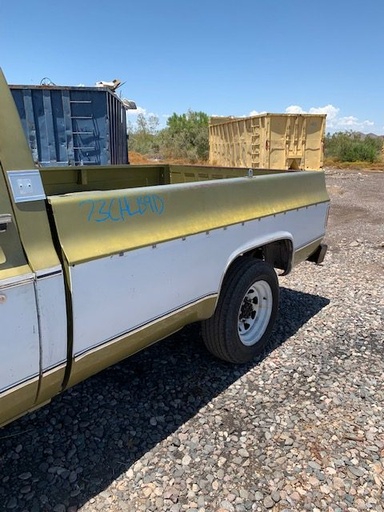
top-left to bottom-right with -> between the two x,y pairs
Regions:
79,194 -> 165,222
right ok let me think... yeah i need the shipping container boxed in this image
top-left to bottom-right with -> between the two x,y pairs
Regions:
209,114 -> 326,170
10,85 -> 128,167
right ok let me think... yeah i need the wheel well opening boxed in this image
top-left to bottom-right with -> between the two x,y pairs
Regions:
229,239 -> 293,276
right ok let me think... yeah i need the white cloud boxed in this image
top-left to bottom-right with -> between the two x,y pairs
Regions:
285,104 -> 374,133
249,110 -> 267,116
310,105 -> 339,120
126,107 -> 167,130
285,105 -> 306,114
127,106 -> 147,116
285,104 -> 339,119
335,116 -> 374,130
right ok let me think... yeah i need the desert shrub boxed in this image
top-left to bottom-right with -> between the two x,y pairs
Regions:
128,113 -> 161,158
160,111 -> 209,163
128,110 -> 209,163
325,131 -> 383,163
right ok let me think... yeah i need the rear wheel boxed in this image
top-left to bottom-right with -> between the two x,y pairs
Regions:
202,258 -> 279,363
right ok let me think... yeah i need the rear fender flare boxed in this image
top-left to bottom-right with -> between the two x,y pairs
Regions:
215,232 -> 294,307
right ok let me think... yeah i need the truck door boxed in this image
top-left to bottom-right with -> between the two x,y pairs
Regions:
0,168 -> 40,421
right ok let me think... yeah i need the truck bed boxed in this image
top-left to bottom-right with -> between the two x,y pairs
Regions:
40,163 -> 282,196
44,166 -> 328,264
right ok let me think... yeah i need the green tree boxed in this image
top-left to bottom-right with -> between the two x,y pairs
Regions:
128,113 -> 160,157
160,110 -> 209,162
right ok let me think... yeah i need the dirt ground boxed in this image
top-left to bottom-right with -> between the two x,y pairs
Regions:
324,168 -> 384,250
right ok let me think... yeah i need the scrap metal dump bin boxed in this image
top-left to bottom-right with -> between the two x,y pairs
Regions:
10,84 -> 128,166
209,114 -> 326,170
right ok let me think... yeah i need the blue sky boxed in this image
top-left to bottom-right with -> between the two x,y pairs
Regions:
1,0 -> 383,134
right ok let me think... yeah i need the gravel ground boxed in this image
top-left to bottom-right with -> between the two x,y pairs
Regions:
0,169 -> 383,512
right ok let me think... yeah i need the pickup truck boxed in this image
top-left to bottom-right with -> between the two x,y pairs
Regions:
0,68 -> 329,428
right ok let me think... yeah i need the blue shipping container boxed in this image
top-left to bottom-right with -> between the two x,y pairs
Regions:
10,85 -> 128,166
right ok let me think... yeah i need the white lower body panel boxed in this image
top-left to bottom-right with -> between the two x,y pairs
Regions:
70,203 -> 328,356
0,276 -> 39,392
0,269 -> 67,394
35,270 -> 67,371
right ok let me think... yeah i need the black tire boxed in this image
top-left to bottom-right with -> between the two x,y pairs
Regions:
201,258 -> 279,363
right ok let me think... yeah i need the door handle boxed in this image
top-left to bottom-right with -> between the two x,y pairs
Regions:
0,214 -> 12,233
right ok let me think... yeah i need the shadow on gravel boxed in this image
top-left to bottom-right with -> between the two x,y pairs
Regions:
0,287 -> 329,511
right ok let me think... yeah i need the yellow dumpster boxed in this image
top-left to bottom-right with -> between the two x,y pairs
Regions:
209,113 -> 326,170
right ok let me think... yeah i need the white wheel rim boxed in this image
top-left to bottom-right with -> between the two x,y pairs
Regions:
238,280 -> 273,346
